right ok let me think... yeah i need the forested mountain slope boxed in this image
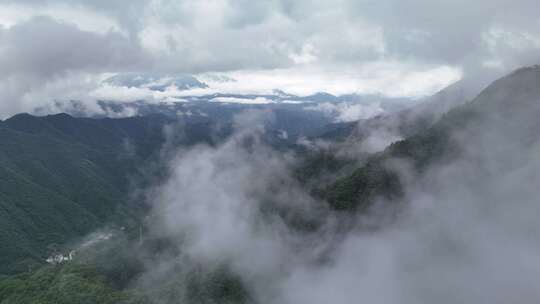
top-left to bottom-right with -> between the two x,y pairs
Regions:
325,65 -> 540,211
0,114 -> 177,274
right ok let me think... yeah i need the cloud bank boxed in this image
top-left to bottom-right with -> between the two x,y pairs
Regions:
1,0 -> 539,117
133,93 -> 540,303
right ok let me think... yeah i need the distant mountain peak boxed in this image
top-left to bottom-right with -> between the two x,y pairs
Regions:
47,113 -> 73,120
272,89 -> 294,98
105,73 -> 208,92
6,112 -> 34,120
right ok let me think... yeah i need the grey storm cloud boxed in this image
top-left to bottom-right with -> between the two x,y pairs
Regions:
1,0 -> 538,74
351,0 -> 540,85
0,16 -> 147,77
0,15 -> 148,117
0,0 -> 148,35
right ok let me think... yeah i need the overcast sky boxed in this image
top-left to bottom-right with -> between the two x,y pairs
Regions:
0,0 -> 539,117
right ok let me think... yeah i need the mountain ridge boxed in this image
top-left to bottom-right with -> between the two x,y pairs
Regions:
0,114 -> 180,274
324,65 -> 540,211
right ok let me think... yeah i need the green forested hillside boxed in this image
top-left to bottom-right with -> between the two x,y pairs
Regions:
0,264 -> 137,304
325,65 -> 540,211
0,114 -> 175,274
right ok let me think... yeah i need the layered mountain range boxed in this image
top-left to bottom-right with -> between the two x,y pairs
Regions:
1,65 -> 539,303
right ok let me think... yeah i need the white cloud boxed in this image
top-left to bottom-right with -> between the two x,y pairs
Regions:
211,96 -> 274,104
183,62 -> 461,98
306,102 -> 385,122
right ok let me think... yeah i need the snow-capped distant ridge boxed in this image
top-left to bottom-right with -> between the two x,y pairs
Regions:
105,73 -> 208,92
101,73 -> 416,108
